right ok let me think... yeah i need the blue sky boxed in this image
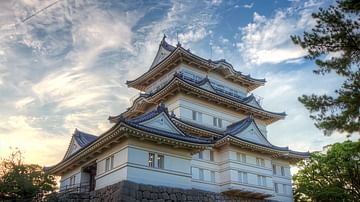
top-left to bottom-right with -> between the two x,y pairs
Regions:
0,0 -> 354,165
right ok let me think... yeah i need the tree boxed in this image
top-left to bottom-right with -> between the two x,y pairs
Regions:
291,0 -> 360,135
293,140 -> 360,201
0,150 -> 57,201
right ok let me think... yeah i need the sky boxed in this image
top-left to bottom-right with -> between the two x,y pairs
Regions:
0,0 -> 357,166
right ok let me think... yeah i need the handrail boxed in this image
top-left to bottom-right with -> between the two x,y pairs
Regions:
60,181 -> 92,193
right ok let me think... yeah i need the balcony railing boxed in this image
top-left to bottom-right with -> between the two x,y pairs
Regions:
60,182 -> 91,194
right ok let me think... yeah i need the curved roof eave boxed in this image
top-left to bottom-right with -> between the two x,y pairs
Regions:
48,119 -> 214,175
172,115 -> 293,153
218,135 -> 310,158
126,41 -> 265,89
121,74 -> 286,120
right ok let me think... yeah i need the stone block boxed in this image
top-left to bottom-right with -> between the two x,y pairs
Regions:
143,191 -> 151,199
170,194 -> 176,201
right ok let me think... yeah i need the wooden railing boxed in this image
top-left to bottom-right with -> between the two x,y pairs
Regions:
59,182 -> 91,194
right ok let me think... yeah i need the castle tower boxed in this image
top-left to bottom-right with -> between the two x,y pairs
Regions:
49,37 -> 309,201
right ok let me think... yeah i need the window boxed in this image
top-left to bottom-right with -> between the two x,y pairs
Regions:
236,152 -> 246,163
272,164 -> 277,175
256,157 -> 265,167
148,153 -> 165,169
192,110 -> 202,122
210,150 -> 214,161
148,153 -> 155,168
69,175 -> 76,186
157,154 -> 164,169
218,119 -> 222,128
281,166 -> 285,176
198,151 -> 203,159
199,168 -> 204,181
192,110 -> 196,120
213,117 -> 223,128
274,183 -> 279,193
211,171 -> 215,182
238,171 -> 248,184
257,175 -> 266,187
105,155 -> 114,172
283,184 -> 287,194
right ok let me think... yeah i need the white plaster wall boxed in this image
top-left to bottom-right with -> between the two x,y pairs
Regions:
96,142 -> 128,175
143,63 -> 251,95
166,95 -> 268,135
60,167 -> 81,190
126,148 -> 191,188
96,148 -> 128,175
95,167 -> 128,189
127,166 -> 191,189
144,67 -> 180,93
189,146 -> 295,200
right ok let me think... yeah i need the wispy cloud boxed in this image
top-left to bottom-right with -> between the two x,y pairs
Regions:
0,0 -> 351,168
0,0 -> 219,165
236,1 -> 323,65
254,69 -> 356,152
243,3 -> 254,9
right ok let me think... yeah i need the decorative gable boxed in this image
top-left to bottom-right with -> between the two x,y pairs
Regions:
198,81 -> 216,93
246,98 -> 262,108
150,35 -> 176,68
62,129 -> 97,160
63,138 -> 81,159
233,122 -> 271,147
140,112 -> 185,136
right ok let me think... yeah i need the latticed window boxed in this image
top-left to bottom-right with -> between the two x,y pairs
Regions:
211,171 -> 215,182
274,183 -> 279,193
238,171 -> 248,184
281,166 -> 285,176
199,168 -> 204,181
210,150 -> 214,161
198,151 -> 203,159
192,110 -> 202,122
148,153 -> 155,168
272,164 -> 277,175
236,153 -> 246,163
257,175 -> 266,187
157,154 -> 164,169
213,117 -> 223,128
105,155 -> 114,172
256,157 -> 265,167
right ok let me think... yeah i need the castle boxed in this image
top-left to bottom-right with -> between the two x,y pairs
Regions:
49,36 -> 309,201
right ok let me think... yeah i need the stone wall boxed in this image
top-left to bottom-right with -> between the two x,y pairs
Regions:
89,180 -> 271,202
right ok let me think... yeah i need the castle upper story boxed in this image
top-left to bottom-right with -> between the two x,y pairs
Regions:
127,36 -> 266,95
113,37 -> 285,130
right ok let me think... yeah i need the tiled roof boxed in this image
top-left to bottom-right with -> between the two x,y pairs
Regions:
124,103 -> 213,144
159,35 -> 176,52
73,129 -> 97,147
126,38 -> 265,87
134,73 -> 284,116
172,113 -> 309,155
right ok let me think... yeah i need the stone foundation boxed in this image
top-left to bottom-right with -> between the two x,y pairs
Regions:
90,180 -> 271,202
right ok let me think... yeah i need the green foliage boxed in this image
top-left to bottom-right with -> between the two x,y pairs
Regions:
291,0 -> 360,135
0,150 -> 57,201
293,140 -> 360,201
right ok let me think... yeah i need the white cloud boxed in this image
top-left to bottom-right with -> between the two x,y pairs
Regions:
208,0 -> 222,6
0,115 -> 69,165
15,96 -> 34,109
179,28 -> 209,44
236,1 -> 321,65
243,3 -> 254,9
253,69 -> 355,152
0,0 -> 219,166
